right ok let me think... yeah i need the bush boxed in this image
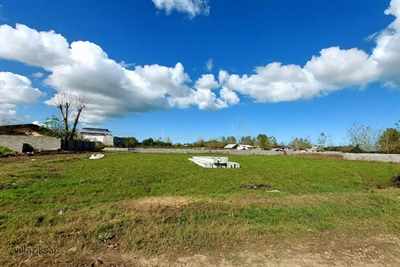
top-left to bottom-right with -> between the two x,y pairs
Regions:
324,145 -> 366,153
114,137 -> 139,148
350,145 -> 366,153
0,146 -> 14,156
94,142 -> 106,152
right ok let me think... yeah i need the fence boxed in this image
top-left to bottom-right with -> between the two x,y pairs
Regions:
129,148 -> 400,164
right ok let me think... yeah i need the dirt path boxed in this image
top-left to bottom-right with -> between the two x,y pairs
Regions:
16,234 -> 400,266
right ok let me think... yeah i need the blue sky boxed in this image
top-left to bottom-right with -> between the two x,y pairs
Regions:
0,0 -> 399,144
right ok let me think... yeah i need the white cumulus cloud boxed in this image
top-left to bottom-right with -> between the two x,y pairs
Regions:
0,24 -> 70,69
152,0 -> 210,18
216,0 -> 400,103
370,0 -> 400,87
218,2 -> 400,104
220,46 -> 381,103
0,72 -> 42,124
2,0 -> 400,123
0,24 -> 231,123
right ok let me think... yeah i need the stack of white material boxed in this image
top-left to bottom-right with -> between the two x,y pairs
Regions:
189,156 -> 240,168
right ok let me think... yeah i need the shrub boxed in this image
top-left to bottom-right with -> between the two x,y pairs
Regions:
94,142 -> 106,152
114,137 -> 139,148
0,146 -> 14,156
350,145 -> 366,153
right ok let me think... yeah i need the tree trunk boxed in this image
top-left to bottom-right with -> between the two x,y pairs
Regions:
69,107 -> 83,141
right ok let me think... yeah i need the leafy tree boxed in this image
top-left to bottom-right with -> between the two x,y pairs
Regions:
225,136 -> 237,144
269,136 -> 278,147
378,128 -> 400,154
42,116 -> 64,137
395,121 -> 400,131
114,137 -> 139,148
142,138 -> 155,146
193,139 -> 205,147
289,137 -> 312,150
256,134 -> 272,149
204,139 -> 225,149
220,136 -> 227,144
153,138 -> 172,147
240,136 -> 255,146
124,137 -> 139,148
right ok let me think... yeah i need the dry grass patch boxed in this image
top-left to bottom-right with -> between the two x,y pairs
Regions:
120,196 -> 195,212
225,189 -> 400,208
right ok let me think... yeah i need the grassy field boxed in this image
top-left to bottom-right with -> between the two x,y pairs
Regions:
1,153 -> 400,266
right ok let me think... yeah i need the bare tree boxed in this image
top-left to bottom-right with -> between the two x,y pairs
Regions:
347,123 -> 378,152
53,91 -> 86,143
317,132 -> 328,149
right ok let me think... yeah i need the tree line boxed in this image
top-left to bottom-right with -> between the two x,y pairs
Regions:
40,93 -> 400,154
114,134 -> 314,150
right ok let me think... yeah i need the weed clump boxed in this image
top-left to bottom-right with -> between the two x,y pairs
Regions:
240,184 -> 272,190
391,175 -> 400,188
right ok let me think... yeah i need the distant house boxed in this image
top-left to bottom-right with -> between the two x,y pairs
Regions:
237,144 -> 255,150
80,128 -> 114,146
0,124 -> 61,152
224,143 -> 255,150
224,143 -> 238,149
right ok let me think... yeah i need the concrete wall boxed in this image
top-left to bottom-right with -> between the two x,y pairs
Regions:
127,148 -> 400,164
130,147 -> 282,155
0,135 -> 61,153
343,153 -> 400,163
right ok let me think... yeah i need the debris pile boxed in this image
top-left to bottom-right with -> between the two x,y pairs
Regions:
240,184 -> 272,190
89,153 -> 105,160
189,156 -> 240,168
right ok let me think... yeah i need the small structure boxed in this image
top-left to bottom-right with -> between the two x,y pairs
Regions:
80,128 -> 114,146
307,146 -> 321,153
89,153 -> 105,160
224,144 -> 255,150
224,143 -> 238,149
189,156 -> 240,168
0,124 -> 60,153
237,144 -> 255,150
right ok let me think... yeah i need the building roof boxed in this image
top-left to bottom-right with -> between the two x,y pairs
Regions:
0,124 -> 54,136
80,128 -> 112,135
224,144 -> 238,149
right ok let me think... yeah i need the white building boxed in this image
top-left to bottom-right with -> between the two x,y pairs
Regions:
80,128 -> 114,146
237,144 -> 255,150
224,144 -> 238,149
189,156 -> 240,168
224,143 -> 255,150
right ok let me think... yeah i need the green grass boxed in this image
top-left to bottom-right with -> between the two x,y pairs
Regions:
1,153 -> 400,264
